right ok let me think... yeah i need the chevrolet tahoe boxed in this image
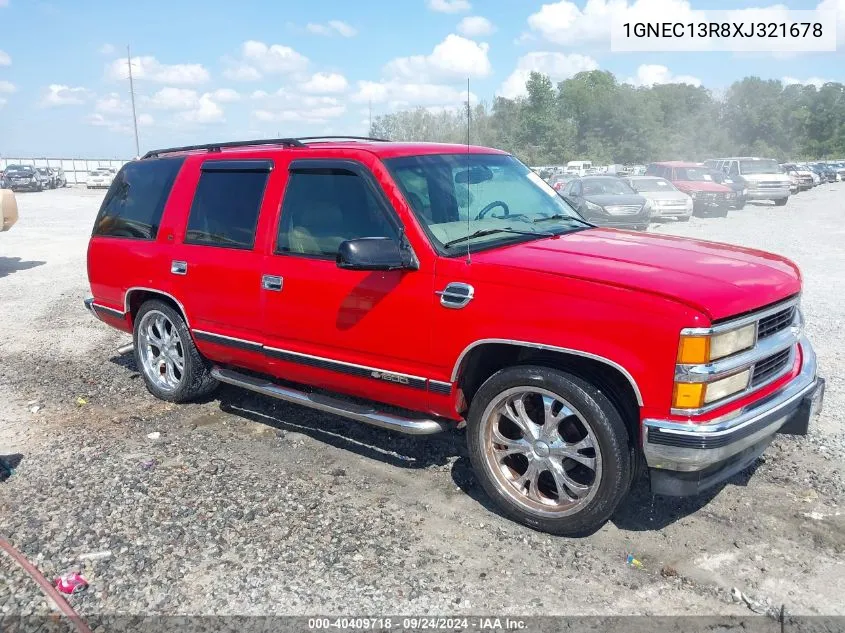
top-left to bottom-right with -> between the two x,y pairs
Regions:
84,137 -> 825,536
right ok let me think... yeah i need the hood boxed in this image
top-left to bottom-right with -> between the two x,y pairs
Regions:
672,180 -> 732,193
473,228 -> 800,320
582,194 -> 645,207
743,173 -> 790,183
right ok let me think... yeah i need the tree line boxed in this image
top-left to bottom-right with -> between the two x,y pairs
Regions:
370,71 -> 845,166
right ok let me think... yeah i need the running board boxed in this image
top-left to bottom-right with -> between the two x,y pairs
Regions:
211,367 -> 449,435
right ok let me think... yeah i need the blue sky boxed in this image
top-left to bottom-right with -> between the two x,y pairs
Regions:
0,0 -> 841,158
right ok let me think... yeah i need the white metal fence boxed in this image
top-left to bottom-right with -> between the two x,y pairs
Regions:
0,157 -> 129,185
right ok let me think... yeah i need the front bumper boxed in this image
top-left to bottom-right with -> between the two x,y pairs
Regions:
643,336 -> 823,496
746,188 -> 790,201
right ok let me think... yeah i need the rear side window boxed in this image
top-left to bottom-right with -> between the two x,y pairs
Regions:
185,161 -> 271,249
93,158 -> 184,240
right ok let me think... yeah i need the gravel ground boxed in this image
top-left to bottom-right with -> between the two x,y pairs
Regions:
1,186 -> 843,619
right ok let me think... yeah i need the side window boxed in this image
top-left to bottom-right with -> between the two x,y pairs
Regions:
185,162 -> 270,249
728,161 -> 739,176
277,168 -> 399,258
93,158 -> 184,240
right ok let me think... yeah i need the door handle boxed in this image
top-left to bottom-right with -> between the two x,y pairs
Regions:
261,274 -> 283,291
171,260 -> 187,275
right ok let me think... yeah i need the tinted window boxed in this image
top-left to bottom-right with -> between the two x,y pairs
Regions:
581,178 -> 635,195
185,167 -> 269,249
93,158 -> 184,240
277,169 -> 398,258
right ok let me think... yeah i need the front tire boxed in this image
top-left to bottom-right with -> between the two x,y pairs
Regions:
133,299 -> 218,403
467,366 -> 632,536
774,197 -> 788,207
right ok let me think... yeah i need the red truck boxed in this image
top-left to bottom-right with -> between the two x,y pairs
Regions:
85,137 -> 824,536
646,161 -> 736,217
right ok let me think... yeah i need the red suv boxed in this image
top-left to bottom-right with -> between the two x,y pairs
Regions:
646,161 -> 735,217
85,137 -> 824,536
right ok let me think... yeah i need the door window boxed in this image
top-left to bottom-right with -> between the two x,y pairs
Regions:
276,168 -> 398,258
185,163 -> 270,249
728,161 -> 739,176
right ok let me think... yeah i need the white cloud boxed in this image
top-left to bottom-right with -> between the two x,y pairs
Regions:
627,64 -> 701,87
210,88 -> 241,102
252,94 -> 346,124
525,0 -> 696,47
0,98 -> 6,109
0,80 -> 16,93
457,16 -> 495,37
147,87 -> 199,110
817,0 -> 845,45
306,20 -> 357,37
223,62 -> 262,82
385,34 -> 491,81
107,56 -> 210,84
0,50 -> 10,66
352,80 -> 477,109
498,52 -> 599,98
95,93 -> 128,114
250,89 -> 269,99
242,40 -> 309,74
99,43 -> 115,55
428,0 -> 471,13
301,72 -> 348,94
40,84 -> 92,107
138,113 -> 155,126
176,93 -> 225,124
783,76 -> 832,89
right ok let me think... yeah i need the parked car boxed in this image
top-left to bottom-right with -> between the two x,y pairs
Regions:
87,168 -> 115,189
548,174 -> 575,192
3,164 -> 46,192
705,158 -> 790,206
1,188 -> 18,231
706,170 -> 747,209
559,176 -> 650,230
784,169 -> 800,194
810,163 -> 837,183
53,167 -> 67,188
622,176 -> 692,221
83,137 -> 824,537
781,163 -> 814,190
797,164 -> 821,186
36,167 -> 58,189
645,162 -> 734,217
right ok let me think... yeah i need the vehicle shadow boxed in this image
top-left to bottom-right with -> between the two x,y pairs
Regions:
611,460 -> 761,532
0,257 -> 45,279
216,384 -> 462,470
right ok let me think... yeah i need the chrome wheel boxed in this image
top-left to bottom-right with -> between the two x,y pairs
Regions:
480,387 -> 602,517
137,310 -> 185,392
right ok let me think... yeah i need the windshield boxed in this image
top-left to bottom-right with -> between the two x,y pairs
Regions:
6,165 -> 32,173
628,177 -> 676,192
740,159 -> 781,174
582,178 -> 635,196
385,153 -> 587,252
675,167 -> 712,181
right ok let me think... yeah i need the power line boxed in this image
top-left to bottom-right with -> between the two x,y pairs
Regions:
127,45 -> 140,158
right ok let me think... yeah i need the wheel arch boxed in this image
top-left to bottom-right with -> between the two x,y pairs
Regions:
453,340 -> 643,443
125,287 -> 190,328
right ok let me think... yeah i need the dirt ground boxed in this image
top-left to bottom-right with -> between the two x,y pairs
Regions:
1,185 -> 843,618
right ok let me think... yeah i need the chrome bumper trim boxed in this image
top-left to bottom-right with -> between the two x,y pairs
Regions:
643,336 -> 817,472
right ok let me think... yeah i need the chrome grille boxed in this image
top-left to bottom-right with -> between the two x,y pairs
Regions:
757,306 -> 795,339
751,349 -> 791,387
605,204 -> 642,215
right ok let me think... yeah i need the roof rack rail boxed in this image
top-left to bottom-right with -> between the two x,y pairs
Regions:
142,137 -> 306,159
296,136 -> 390,143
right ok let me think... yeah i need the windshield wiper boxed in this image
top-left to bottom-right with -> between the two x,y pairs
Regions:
443,227 -> 552,248
533,214 -> 592,227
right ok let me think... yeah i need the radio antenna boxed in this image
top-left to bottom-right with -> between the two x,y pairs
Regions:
465,77 -> 471,265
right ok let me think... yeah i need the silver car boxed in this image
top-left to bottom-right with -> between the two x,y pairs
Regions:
623,176 -> 693,221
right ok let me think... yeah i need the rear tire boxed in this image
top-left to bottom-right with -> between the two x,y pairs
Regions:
714,208 -> 729,218
133,299 -> 218,403
467,365 -> 632,536
678,215 -> 691,222
774,197 -> 788,207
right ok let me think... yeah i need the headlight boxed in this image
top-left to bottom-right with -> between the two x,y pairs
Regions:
672,369 -> 751,409
643,199 -> 653,212
584,200 -> 603,212
677,323 -> 756,364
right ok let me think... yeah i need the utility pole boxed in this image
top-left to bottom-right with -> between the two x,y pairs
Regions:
127,45 -> 140,157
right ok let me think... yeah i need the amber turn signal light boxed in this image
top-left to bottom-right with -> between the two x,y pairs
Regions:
677,335 -> 710,364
